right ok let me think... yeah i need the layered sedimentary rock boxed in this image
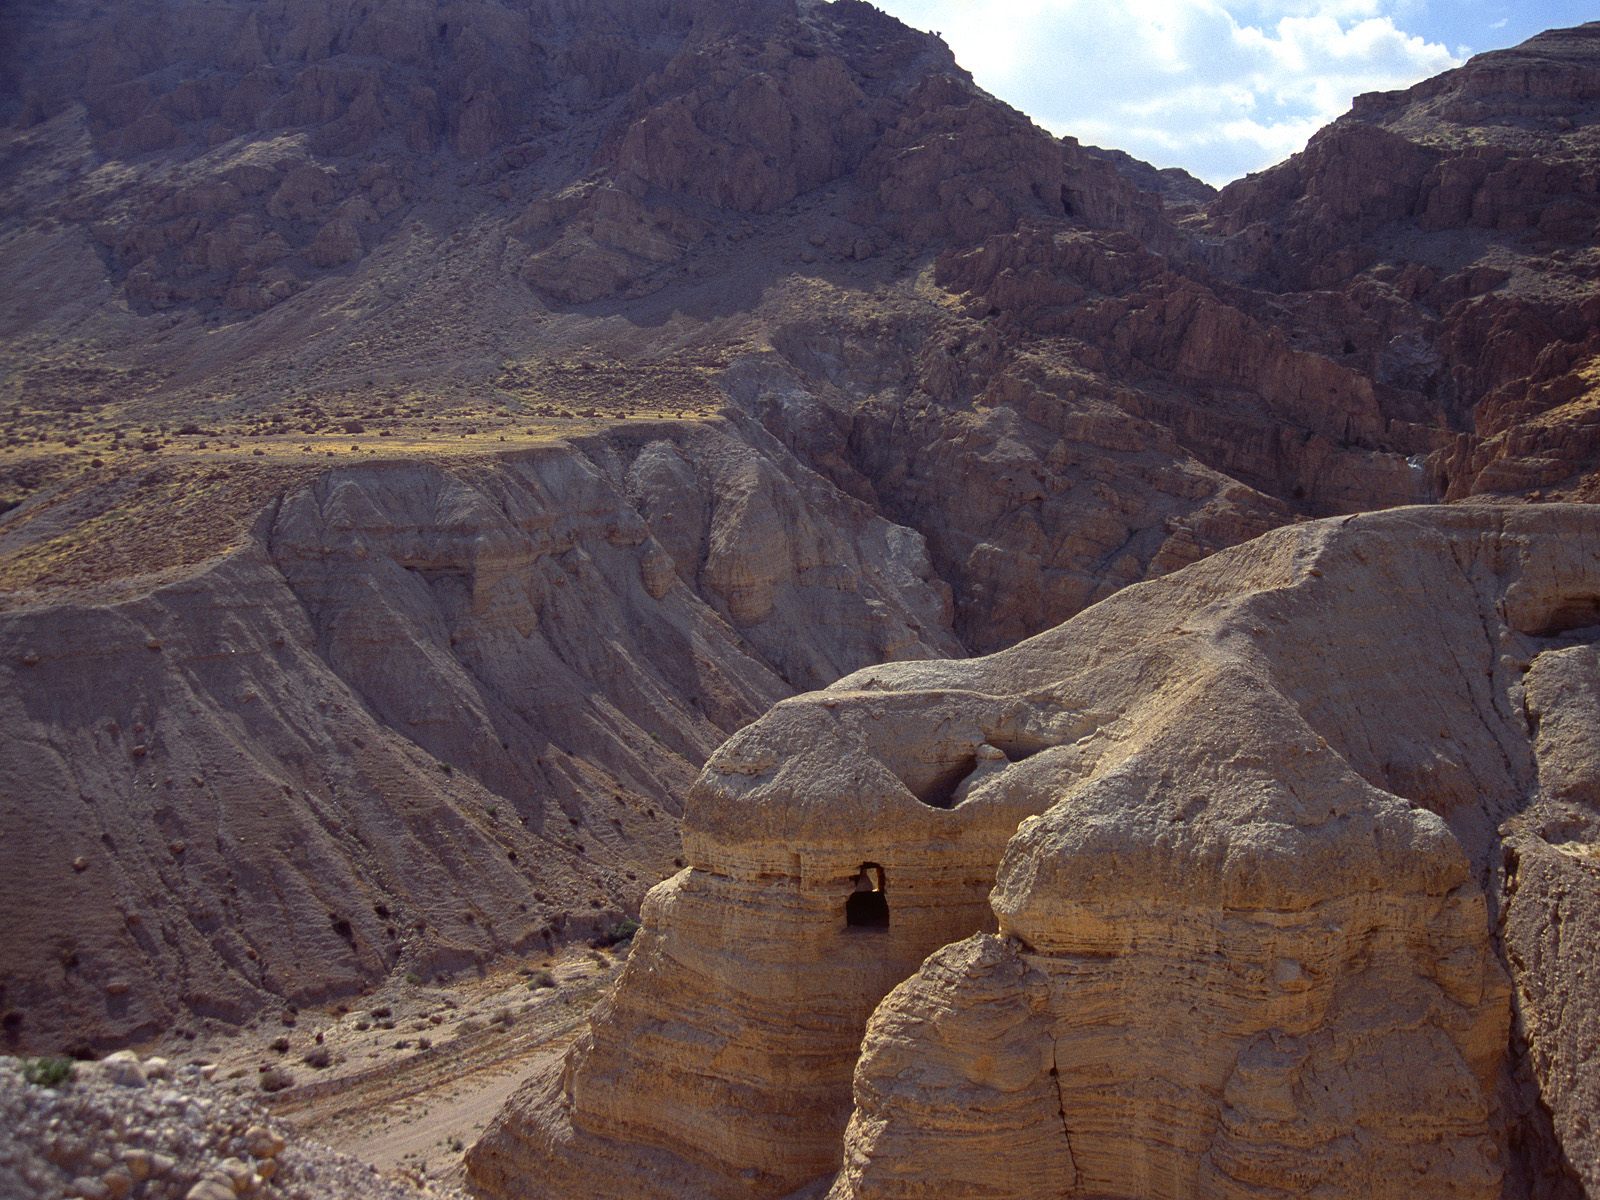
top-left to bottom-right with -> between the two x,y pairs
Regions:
468,682 -> 1080,1197
0,419 -> 958,1051
472,504 -> 1600,1199
5,0 -> 1600,1074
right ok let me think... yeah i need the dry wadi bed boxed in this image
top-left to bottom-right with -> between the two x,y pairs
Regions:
2,943 -> 624,1198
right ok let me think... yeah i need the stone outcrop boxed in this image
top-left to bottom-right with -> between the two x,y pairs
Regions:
468,680 -> 1074,1198
1203,23 -> 1600,505
470,504 -> 1600,1200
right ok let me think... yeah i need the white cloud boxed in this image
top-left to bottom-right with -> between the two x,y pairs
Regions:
867,0 -> 1462,186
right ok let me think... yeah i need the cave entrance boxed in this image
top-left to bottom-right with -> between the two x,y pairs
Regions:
845,862 -> 889,930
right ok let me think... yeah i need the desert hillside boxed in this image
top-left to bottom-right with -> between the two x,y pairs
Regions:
1,3 -> 1598,1196
471,503 -> 1600,1199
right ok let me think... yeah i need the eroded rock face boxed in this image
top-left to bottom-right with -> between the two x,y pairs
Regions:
469,687 -> 1077,1198
0,419 -> 958,1052
1204,23 -> 1600,506
472,505 -> 1600,1200
828,935 -> 1073,1200
5,1 -> 1600,1124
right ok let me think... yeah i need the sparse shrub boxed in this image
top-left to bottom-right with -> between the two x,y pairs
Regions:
491,1008 -> 514,1027
22,1057 -> 74,1088
269,1036 -> 290,1054
303,1046 -> 331,1069
405,972 -> 421,986
259,1066 -> 293,1093
529,970 -> 558,990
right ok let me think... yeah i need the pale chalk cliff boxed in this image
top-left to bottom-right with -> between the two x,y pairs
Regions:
470,504 -> 1600,1199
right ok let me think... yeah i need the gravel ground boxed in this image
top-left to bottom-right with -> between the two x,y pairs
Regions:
0,1053 -> 464,1200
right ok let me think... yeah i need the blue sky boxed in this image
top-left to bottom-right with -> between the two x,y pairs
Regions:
867,1 -> 1597,186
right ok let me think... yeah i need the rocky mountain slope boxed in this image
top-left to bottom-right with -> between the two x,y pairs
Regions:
469,504 -> 1600,1200
0,418 -> 957,1052
0,0 -> 1597,1080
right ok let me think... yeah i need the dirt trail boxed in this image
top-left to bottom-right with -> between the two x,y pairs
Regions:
257,957 -> 620,1189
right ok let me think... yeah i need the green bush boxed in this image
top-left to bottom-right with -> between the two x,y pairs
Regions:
22,1057 -> 74,1088
606,917 -> 640,945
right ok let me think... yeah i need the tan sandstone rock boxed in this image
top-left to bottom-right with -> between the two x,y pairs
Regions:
471,503 -> 1600,1200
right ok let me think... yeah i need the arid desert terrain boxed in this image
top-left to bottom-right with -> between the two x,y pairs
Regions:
2,2 -> 1600,1198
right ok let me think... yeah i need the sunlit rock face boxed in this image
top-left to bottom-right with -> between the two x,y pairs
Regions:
5,0 -> 1600,1167
472,504 -> 1600,1200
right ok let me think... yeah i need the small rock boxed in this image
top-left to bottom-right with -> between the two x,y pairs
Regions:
197,1063 -> 218,1081
101,1167 -> 134,1199
243,1125 -> 284,1159
254,1159 -> 277,1182
218,1157 -> 253,1192
100,1050 -> 147,1088
143,1055 -> 171,1080
149,1152 -> 178,1176
121,1150 -> 152,1181
70,1177 -> 109,1200
185,1178 -> 235,1200
46,1138 -> 78,1167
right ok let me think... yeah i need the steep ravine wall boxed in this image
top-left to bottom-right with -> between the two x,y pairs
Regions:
0,418 -> 960,1052
470,504 -> 1600,1200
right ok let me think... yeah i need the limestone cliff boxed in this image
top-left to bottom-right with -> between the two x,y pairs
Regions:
470,505 -> 1600,1199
